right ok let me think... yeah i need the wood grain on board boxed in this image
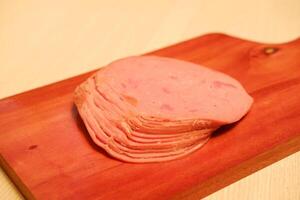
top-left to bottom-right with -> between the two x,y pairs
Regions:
0,33 -> 300,200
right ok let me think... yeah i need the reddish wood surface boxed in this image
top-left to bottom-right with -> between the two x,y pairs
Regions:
1,33 -> 300,200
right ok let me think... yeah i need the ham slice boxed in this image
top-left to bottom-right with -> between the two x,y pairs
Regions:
74,56 -> 253,163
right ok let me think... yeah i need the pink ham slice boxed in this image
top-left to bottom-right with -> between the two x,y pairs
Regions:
74,56 -> 253,163
95,56 -> 252,122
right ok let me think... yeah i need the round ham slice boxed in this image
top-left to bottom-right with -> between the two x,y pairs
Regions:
95,56 -> 252,123
74,56 -> 253,163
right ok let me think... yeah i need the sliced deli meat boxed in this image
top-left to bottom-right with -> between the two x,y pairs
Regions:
74,56 -> 253,163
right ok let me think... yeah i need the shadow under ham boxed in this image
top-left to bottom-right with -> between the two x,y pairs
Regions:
211,123 -> 237,138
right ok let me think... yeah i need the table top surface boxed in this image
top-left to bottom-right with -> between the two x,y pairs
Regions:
1,0 -> 300,199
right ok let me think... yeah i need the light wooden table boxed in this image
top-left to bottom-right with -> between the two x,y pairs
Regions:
1,0 -> 300,199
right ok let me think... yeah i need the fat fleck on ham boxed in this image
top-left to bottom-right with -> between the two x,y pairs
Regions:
74,56 -> 253,163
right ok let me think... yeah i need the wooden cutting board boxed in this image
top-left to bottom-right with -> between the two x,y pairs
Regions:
1,33 -> 300,200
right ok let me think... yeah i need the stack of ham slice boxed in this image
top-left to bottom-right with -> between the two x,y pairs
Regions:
74,56 -> 253,163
